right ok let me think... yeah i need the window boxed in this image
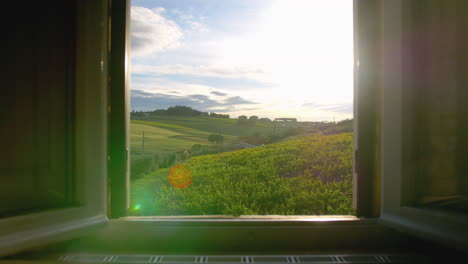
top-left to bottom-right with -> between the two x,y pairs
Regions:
108,0 -> 468,250
0,0 -> 108,256
379,0 -> 468,249
1,0 -> 76,217
399,0 -> 468,213
1,0 -> 468,258
126,0 -> 357,217
107,0 -> 378,220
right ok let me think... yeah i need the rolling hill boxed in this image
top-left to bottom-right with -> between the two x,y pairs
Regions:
130,133 -> 354,216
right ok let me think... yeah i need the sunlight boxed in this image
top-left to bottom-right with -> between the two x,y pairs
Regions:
215,0 -> 353,118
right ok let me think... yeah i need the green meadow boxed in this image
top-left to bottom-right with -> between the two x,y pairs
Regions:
130,133 -> 354,216
134,115 -> 275,137
130,119 -> 236,180
131,120 -> 235,155
129,112 -> 354,216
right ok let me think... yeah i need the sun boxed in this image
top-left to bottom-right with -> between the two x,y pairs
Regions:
214,0 -> 353,120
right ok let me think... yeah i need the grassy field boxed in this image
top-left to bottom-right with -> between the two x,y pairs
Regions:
130,133 -> 354,216
130,119 -> 239,179
135,115 -> 276,137
129,114 -> 354,216
130,116 -> 292,179
131,120 -> 236,156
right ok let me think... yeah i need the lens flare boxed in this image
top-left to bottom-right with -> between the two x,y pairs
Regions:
168,165 -> 192,188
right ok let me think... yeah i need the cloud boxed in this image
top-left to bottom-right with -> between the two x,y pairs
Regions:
131,64 -> 266,80
188,94 -> 212,102
188,21 -> 209,32
302,102 -> 353,114
171,9 -> 209,32
130,6 -> 183,57
210,91 -> 228,97
224,96 -> 258,105
131,90 -> 258,112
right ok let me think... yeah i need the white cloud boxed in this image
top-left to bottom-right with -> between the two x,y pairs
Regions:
171,9 -> 209,32
132,64 -> 267,80
130,6 -> 183,57
131,89 -> 258,113
131,75 -> 219,95
188,21 -> 209,32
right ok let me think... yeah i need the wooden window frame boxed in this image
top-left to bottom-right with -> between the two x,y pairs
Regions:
103,0 -> 388,253
108,0 -> 381,219
4,0 -> 467,257
378,0 -> 468,251
0,0 -> 109,257
106,0 -> 468,252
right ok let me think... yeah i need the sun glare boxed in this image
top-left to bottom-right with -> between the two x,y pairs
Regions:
214,0 -> 353,120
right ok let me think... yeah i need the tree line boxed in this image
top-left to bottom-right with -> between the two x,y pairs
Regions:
131,106 -> 230,119
237,115 -> 273,125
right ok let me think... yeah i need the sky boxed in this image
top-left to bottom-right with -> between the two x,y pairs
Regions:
130,0 -> 353,121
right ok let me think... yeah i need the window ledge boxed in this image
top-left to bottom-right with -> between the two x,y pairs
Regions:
119,215 -> 359,222
57,218 -> 403,254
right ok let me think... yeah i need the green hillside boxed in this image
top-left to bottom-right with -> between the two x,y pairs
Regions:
130,133 -> 354,216
130,120 -> 237,179
129,114 -> 301,180
131,120 -> 236,155
135,115 -> 275,137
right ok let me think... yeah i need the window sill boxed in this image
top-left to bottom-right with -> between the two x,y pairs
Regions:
119,215 -> 359,222
64,217 -> 406,254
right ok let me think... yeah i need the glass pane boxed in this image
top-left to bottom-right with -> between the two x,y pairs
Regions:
0,1 -> 76,217
129,0 -> 354,216
401,0 -> 468,213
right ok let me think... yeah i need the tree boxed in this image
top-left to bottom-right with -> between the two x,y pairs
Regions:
237,115 -> 248,125
249,116 -> 259,125
209,112 -> 230,119
165,105 -> 203,116
208,134 -> 224,144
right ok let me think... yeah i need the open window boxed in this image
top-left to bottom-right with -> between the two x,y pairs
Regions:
124,0 -> 359,218
105,0 -> 468,251
0,0 -> 109,256
379,0 -> 468,249
1,0 -> 468,258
